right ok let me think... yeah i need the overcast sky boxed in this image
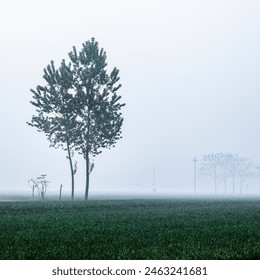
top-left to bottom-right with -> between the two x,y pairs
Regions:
1,0 -> 260,197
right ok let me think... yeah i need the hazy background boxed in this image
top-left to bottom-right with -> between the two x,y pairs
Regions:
1,0 -> 260,197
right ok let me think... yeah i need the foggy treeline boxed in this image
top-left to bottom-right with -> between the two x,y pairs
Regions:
199,153 -> 259,194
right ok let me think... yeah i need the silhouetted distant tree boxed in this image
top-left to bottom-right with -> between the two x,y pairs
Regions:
36,174 -> 49,200
200,152 -> 259,194
28,175 -> 50,200
200,153 -> 222,193
237,157 -> 258,194
218,153 -> 230,193
225,153 -> 241,194
28,178 -> 37,199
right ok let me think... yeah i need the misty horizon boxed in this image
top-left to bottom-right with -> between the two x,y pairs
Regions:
1,0 -> 260,198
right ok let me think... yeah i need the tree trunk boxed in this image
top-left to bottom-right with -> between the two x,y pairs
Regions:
240,177 -> 243,194
66,139 -> 74,200
224,177 -> 227,194
232,174 -> 235,194
214,167 -> 217,194
59,184 -> 62,201
85,151 -> 90,200
85,108 -> 91,201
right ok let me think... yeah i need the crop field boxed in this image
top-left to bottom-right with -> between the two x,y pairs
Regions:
0,197 -> 259,260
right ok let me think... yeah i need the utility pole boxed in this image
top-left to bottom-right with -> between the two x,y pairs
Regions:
193,157 -> 198,194
59,184 -> 63,201
152,168 -> 156,193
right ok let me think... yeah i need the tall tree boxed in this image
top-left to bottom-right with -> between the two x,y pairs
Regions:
219,153 -> 230,193
68,38 -> 124,200
28,60 -> 78,199
237,157 -> 258,194
200,153 -> 222,193
200,152 -> 260,194
225,153 -> 241,194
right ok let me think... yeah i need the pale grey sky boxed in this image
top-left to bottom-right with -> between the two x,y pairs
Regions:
1,0 -> 260,196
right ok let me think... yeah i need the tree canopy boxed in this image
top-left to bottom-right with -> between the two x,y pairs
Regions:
28,38 -> 125,200
200,153 -> 259,194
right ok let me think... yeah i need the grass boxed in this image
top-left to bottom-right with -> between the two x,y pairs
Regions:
0,197 -> 259,259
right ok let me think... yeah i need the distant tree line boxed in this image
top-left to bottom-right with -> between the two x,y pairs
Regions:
27,38 -> 125,200
199,153 -> 260,194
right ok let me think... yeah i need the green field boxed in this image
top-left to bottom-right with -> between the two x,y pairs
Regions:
0,197 -> 259,259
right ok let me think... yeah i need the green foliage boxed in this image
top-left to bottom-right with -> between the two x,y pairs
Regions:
0,198 -> 259,260
68,38 -> 124,158
28,38 -> 125,199
28,57 -> 78,199
28,59 -> 77,149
